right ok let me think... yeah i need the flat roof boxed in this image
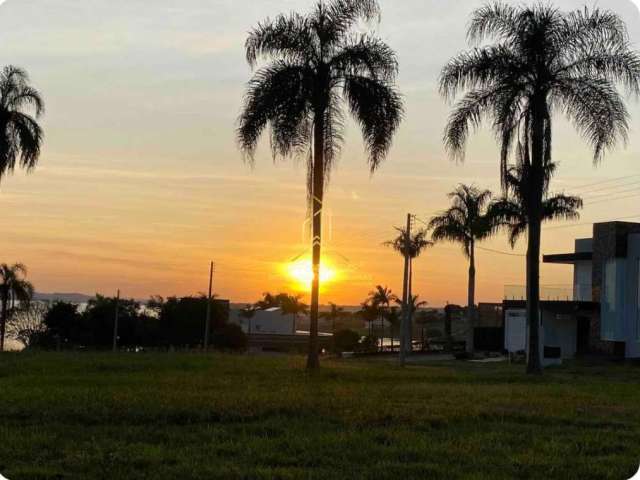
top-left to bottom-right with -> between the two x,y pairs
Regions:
543,252 -> 592,264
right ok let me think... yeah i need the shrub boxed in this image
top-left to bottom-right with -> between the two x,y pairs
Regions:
212,324 -> 248,352
332,329 -> 360,353
357,335 -> 378,353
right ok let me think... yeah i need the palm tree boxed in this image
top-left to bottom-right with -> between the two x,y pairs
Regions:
0,263 -> 34,351
490,163 -> 583,249
239,305 -> 257,335
367,285 -> 396,351
429,184 -> 494,354
358,300 -> 378,338
440,4 -> 640,373
395,294 -> 427,352
281,295 -> 309,335
385,227 -> 432,355
321,302 -> 344,334
0,66 -> 44,181
384,306 -> 400,351
239,0 -> 403,369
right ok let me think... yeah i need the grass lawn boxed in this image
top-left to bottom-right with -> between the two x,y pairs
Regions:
0,353 -> 639,480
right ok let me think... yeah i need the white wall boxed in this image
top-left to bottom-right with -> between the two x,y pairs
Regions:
230,308 -> 296,336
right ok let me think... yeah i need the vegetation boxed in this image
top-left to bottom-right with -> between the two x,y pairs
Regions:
0,263 -> 34,351
238,0 -> 403,369
0,66 -> 44,181
440,3 -> 640,373
385,226 -> 432,356
490,163 -> 583,248
1,352 -> 639,479
429,185 -> 495,353
332,328 -> 360,352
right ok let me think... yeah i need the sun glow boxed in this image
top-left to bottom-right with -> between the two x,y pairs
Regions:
285,258 -> 338,292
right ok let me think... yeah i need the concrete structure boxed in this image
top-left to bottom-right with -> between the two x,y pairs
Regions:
503,221 -> 640,360
230,307 -> 297,335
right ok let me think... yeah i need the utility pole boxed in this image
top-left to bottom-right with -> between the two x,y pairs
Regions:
112,289 -> 120,353
204,261 -> 214,351
400,213 -> 411,366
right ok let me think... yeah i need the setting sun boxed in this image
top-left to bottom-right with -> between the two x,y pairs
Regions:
285,258 -> 338,292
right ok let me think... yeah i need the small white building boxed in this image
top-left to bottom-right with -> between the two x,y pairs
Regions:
231,307 -> 297,336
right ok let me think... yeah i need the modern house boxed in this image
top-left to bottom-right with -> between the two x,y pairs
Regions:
503,221 -> 640,360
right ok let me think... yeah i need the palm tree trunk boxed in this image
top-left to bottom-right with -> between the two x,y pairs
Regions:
526,97 -> 546,375
307,111 -> 325,370
467,242 -> 476,354
406,258 -> 413,354
0,291 -> 7,352
399,214 -> 411,366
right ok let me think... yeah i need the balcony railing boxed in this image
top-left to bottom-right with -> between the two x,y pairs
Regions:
504,284 -> 592,302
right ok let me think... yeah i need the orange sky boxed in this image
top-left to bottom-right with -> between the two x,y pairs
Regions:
0,0 -> 639,307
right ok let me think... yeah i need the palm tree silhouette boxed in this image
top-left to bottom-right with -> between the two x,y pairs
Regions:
238,0 -> 403,369
490,163 -> 583,249
0,263 -> 34,351
440,4 -> 640,373
239,305 -> 257,335
281,295 -> 309,335
367,285 -> 396,351
321,302 -> 344,334
0,66 -> 44,181
429,184 -> 494,354
385,227 -> 432,354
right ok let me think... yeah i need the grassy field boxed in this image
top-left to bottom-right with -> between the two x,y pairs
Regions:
0,353 -> 639,480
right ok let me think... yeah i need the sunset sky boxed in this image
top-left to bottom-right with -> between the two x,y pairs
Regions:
0,0 -> 639,307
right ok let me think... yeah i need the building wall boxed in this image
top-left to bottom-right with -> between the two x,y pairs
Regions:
590,222 -> 640,355
624,234 -> 640,358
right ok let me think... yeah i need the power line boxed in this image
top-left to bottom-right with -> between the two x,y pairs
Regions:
476,246 -> 525,257
544,213 -> 640,230
567,174 -> 640,193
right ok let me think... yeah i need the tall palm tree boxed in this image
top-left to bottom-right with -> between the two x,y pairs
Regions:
0,66 -> 44,181
0,263 -> 34,351
239,0 -> 403,369
440,4 -> 640,373
490,163 -> 583,249
385,227 -> 432,355
367,285 -> 396,351
429,184 -> 494,353
358,300 -> 378,338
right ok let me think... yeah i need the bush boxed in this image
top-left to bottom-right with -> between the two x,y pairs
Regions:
332,329 -> 360,353
212,324 -> 248,352
357,335 -> 379,353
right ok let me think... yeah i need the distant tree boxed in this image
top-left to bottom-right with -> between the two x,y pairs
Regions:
385,228 -> 432,353
384,306 -> 400,350
429,184 -> 495,353
367,286 -> 396,351
358,301 -> 379,338
158,296 -> 226,348
6,302 -> 47,348
333,329 -> 360,353
239,0 -> 403,369
0,66 -> 44,182
212,323 -> 248,352
83,295 -> 140,348
42,301 -> 83,346
239,304 -> 257,335
441,3 -> 640,373
0,263 -> 34,351
321,302 -> 345,334
281,295 -> 309,334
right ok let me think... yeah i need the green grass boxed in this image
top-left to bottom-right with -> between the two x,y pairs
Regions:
0,353 -> 639,479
